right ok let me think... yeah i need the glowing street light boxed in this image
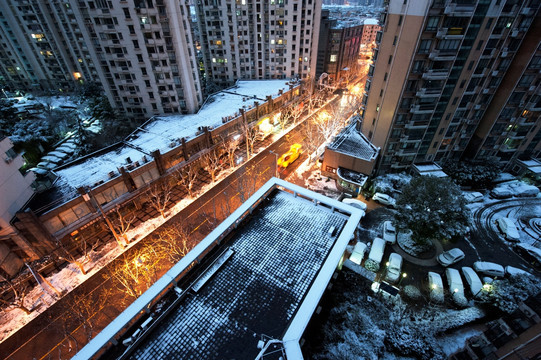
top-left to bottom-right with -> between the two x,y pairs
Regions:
398,272 -> 407,285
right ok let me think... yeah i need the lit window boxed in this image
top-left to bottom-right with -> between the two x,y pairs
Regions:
31,33 -> 45,40
73,72 -> 82,80
140,16 -> 149,24
212,58 -> 216,63
330,54 -> 337,62
271,39 -> 275,44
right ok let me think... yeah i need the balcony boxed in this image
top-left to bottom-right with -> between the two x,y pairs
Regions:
405,120 -> 429,129
428,50 -> 456,61
410,105 -> 434,114
436,27 -> 465,40
444,3 -> 475,16
422,68 -> 449,80
416,88 -> 441,97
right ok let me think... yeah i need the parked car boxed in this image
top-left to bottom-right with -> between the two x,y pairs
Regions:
367,237 -> 386,265
463,191 -> 484,203
437,248 -> 465,267
495,217 -> 520,242
349,242 -> 368,265
445,268 -> 467,306
490,187 -> 513,199
385,253 -> 403,283
382,221 -> 397,244
277,143 -> 302,168
508,181 -> 540,197
427,271 -> 444,304
514,243 -> 541,270
342,197 -> 368,211
461,267 -> 483,298
372,193 -> 396,207
505,265 -> 530,277
473,261 -> 505,278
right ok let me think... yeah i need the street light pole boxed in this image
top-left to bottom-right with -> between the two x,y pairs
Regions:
83,186 -> 124,248
269,150 -> 279,179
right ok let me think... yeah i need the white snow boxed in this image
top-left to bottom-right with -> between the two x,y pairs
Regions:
438,327 -> 483,356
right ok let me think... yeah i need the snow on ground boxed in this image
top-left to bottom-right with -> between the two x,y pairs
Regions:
437,326 -> 483,357
372,173 -> 411,195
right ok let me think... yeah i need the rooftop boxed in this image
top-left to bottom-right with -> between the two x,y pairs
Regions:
37,80 -> 292,204
74,178 -> 363,360
327,120 -> 379,161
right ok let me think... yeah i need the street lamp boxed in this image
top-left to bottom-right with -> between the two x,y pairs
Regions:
269,150 -> 279,179
398,272 -> 407,285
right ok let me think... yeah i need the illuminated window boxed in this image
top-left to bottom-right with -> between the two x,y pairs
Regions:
78,58 -> 83,62
31,33 -> 45,40
212,58 -> 216,63
215,40 -> 222,45
271,39 -> 275,44
140,16 -> 149,24
73,72 -> 82,80
330,54 -> 337,62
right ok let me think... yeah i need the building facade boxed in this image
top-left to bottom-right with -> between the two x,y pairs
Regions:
316,10 -> 364,85
361,0 -> 541,173
0,137 -> 40,277
0,0 -> 203,118
195,0 -> 322,89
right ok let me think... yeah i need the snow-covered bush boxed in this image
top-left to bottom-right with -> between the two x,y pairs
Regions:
385,325 -> 446,360
402,285 -> 422,301
372,173 -> 412,195
484,275 -> 541,313
364,259 -> 380,272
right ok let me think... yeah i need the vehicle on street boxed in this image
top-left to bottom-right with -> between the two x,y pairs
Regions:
463,192 -> 484,203
445,268 -> 467,306
496,217 -> 520,242
461,267 -> 483,298
342,197 -> 368,211
385,253 -> 403,283
514,243 -> 541,270
473,261 -> 505,278
427,271 -> 444,304
505,265 -> 530,277
367,237 -> 386,265
349,242 -> 367,265
382,221 -> 397,244
372,193 -> 395,207
437,248 -> 465,267
277,143 -> 302,168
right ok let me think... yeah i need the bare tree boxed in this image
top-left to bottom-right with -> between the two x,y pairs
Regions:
147,180 -> 174,218
239,116 -> 258,159
221,135 -> 240,169
175,162 -> 199,198
235,162 -> 265,203
302,120 -> 324,163
54,236 -> 99,276
203,149 -> 222,183
111,207 -> 136,245
67,286 -> 112,341
0,276 -> 33,315
108,245 -> 163,300
155,221 -> 194,264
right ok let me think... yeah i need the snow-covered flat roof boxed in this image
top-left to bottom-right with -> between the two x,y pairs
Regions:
327,122 -> 378,161
51,80 -> 293,194
132,183 -> 357,359
364,18 -> 379,25
413,163 -> 448,177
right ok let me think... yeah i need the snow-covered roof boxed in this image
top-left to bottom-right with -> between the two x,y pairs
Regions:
327,122 -> 378,161
74,178 -> 363,360
50,80 -> 293,195
412,163 -> 448,177
364,18 -> 379,25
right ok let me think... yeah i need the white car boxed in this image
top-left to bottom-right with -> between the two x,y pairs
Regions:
445,268 -> 467,306
437,248 -> 465,267
342,197 -> 368,211
490,187 -> 513,199
427,271 -> 444,304
473,261 -> 505,278
382,221 -> 397,244
514,243 -> 541,270
349,242 -> 368,265
496,217 -> 520,242
385,253 -> 403,283
461,267 -> 483,298
367,237 -> 386,265
505,265 -> 530,277
372,193 -> 396,207
463,192 -> 483,203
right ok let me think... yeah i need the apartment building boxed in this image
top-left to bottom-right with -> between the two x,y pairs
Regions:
361,0 -> 540,173
316,10 -> 364,84
195,0 -> 322,88
0,0 -> 202,118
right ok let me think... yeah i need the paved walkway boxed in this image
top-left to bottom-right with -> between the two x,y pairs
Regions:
391,238 -> 443,267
